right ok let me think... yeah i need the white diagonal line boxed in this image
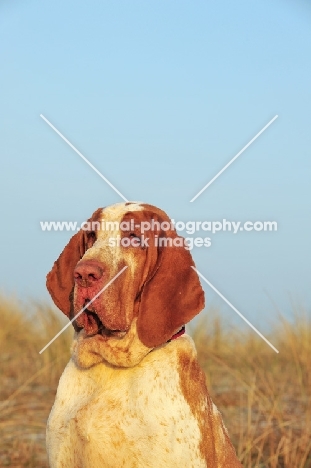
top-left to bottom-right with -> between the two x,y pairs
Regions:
39,266 -> 128,354
190,115 -> 278,202
192,267 -> 279,353
40,114 -> 128,202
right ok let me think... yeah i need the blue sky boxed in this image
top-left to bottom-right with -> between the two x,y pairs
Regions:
1,0 -> 310,331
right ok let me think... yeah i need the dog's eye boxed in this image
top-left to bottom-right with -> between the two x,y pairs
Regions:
128,233 -> 142,245
129,233 -> 141,241
86,231 -> 96,247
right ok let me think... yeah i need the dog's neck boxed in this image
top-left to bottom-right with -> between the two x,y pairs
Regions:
71,320 -> 186,369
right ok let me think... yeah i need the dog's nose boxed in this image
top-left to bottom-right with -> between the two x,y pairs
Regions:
74,260 -> 104,287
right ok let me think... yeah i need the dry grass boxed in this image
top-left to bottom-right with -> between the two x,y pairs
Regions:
0,297 -> 72,467
192,307 -> 311,468
0,297 -> 310,467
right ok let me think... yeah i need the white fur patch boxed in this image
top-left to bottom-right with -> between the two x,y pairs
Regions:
102,201 -> 144,218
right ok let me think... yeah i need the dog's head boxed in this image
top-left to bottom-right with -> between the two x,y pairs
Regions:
47,202 -> 204,367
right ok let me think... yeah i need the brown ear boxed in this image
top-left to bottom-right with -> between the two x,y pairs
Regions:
46,230 -> 85,316
46,208 -> 103,315
137,237 -> 205,348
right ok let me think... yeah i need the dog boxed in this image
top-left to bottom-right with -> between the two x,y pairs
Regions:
46,202 -> 242,467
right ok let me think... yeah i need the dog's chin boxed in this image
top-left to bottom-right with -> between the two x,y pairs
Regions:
98,327 -> 128,339
72,315 -> 152,370
78,310 -> 128,339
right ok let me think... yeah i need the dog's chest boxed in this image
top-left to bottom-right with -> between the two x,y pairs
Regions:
47,350 -> 205,468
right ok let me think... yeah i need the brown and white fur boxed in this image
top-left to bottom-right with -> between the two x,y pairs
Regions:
46,202 -> 242,468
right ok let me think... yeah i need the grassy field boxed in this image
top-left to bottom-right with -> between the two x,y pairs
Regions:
0,297 -> 310,467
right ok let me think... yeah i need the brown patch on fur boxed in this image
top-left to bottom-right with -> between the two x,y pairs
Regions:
178,348 -> 217,464
177,348 -> 242,467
